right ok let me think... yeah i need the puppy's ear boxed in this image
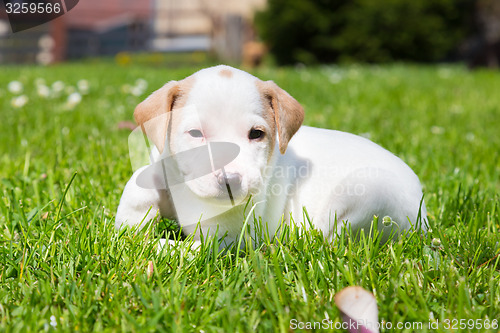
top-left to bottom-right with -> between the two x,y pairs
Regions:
258,81 -> 304,154
134,81 -> 179,153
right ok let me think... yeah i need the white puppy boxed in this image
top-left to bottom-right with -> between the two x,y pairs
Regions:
116,65 -> 427,246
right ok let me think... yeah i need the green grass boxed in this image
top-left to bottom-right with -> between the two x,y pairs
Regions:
0,62 -> 499,332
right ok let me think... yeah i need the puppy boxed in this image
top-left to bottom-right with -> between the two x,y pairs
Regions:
116,65 -> 427,246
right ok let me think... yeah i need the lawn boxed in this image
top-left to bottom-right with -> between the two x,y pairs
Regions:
0,61 -> 499,332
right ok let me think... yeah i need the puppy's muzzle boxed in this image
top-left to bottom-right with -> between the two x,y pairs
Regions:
217,172 -> 242,192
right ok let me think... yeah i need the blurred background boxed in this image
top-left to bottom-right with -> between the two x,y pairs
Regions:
0,0 -> 499,68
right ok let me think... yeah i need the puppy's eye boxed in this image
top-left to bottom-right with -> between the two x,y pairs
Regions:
249,128 -> 265,140
188,129 -> 203,138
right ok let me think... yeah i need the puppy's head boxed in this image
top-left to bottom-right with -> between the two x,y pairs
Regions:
134,65 -> 304,203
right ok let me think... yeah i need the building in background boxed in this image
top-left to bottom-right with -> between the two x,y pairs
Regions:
0,0 -> 265,65
152,0 -> 265,62
63,0 -> 152,60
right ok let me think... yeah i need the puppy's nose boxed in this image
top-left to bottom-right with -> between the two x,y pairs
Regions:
217,172 -> 242,191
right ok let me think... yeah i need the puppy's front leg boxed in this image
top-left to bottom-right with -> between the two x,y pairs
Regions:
115,165 -> 175,230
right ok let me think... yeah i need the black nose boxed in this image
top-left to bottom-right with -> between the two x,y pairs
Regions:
217,172 -> 242,191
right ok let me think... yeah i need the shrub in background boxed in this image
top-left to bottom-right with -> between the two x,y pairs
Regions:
255,0 -> 474,65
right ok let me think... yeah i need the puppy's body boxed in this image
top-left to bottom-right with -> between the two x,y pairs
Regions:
258,126 -> 426,239
116,65 -> 426,245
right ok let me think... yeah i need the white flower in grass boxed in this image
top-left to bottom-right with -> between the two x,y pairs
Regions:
329,73 -> 342,84
37,84 -> 51,98
431,126 -> 444,135
11,95 -> 28,108
52,80 -> 65,93
50,315 -> 57,327
130,85 -> 144,96
465,132 -> 475,142
68,92 -> 82,103
66,92 -> 82,109
8,80 -> 23,94
77,79 -> 89,94
135,78 -> 148,90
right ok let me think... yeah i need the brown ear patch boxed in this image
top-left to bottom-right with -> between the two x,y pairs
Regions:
219,68 -> 233,78
256,80 -> 304,154
133,77 -> 194,153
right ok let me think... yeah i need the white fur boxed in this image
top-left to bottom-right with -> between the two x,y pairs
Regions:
116,65 -> 427,247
